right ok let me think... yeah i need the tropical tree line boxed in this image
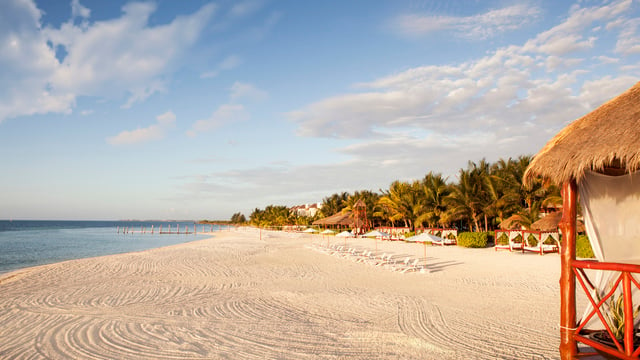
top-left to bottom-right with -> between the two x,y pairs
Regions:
242,155 -> 561,232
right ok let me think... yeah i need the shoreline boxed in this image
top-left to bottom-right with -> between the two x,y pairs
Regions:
0,233 -> 219,286
0,228 -> 571,359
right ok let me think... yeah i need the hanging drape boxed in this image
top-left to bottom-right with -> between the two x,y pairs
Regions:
578,170 -> 640,328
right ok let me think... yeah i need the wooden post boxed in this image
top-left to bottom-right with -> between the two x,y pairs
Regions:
558,180 -> 578,360
623,272 -> 634,356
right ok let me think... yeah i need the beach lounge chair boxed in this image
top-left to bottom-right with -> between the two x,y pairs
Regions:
399,258 -> 427,273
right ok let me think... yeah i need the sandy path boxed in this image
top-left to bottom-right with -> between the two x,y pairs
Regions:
0,228 -> 568,359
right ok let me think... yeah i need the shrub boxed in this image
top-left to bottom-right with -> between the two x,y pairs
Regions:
496,233 -> 509,246
512,234 -> 523,243
527,233 -> 538,247
576,234 -> 595,259
457,232 -> 488,248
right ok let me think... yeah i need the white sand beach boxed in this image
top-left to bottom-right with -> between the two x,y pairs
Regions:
0,228 -> 571,359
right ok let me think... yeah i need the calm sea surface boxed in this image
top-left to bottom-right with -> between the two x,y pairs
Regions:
0,220 -> 218,275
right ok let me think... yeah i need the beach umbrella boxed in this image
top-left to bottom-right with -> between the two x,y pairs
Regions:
320,229 -> 335,246
363,230 -> 390,251
302,228 -> 318,233
336,230 -> 354,245
405,233 -> 442,258
336,230 -> 354,237
363,230 -> 391,238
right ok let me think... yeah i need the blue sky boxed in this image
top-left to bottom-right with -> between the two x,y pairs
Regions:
1,0 -> 639,220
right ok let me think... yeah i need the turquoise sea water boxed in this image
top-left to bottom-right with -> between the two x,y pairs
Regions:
0,220 -> 217,275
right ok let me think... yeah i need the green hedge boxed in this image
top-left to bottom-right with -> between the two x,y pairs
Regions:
576,234 -> 595,259
496,232 -> 509,245
457,232 -> 489,248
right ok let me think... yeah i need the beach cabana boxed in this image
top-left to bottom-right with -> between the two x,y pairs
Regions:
312,211 -> 354,231
525,81 -> 640,359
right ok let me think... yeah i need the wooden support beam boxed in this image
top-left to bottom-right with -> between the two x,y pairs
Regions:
559,180 -> 578,359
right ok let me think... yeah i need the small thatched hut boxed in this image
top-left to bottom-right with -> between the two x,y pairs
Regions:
499,214 -> 522,230
312,211 -> 354,228
529,212 -> 585,233
525,81 -> 640,359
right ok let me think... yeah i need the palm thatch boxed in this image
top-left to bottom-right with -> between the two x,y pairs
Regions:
530,211 -> 585,232
312,211 -> 354,226
499,214 -> 522,230
525,81 -> 640,185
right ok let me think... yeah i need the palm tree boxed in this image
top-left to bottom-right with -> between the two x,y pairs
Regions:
319,192 -> 349,217
378,180 -> 422,231
442,161 -> 490,231
510,200 -> 543,230
415,172 -> 451,228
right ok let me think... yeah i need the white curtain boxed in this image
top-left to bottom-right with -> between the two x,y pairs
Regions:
578,170 -> 640,329
579,171 -> 640,263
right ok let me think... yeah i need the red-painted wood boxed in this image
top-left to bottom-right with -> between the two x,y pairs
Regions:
559,180 -> 578,360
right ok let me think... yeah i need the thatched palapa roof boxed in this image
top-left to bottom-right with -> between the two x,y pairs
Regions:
499,214 -> 522,230
530,212 -> 585,233
525,81 -> 640,184
312,211 -> 354,226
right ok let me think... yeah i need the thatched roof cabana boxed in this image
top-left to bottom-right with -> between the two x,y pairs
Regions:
312,211 -> 354,227
524,80 -> 640,360
525,81 -> 640,184
530,211 -> 585,233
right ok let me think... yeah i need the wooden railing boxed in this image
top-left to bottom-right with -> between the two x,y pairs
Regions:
573,260 -> 640,359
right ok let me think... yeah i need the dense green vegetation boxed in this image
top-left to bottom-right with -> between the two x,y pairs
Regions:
457,232 -> 490,248
576,234 -> 595,258
244,155 -> 562,232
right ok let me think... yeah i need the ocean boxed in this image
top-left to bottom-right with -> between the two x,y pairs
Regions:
0,220 -> 218,275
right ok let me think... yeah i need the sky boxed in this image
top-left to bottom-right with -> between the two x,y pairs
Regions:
1,0 -> 639,221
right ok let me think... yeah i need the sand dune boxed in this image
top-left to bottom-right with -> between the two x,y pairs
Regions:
0,228 -> 569,359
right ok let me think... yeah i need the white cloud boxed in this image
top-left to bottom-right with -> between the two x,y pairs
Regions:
71,0 -> 90,19
200,55 -> 243,79
0,0 -> 72,122
229,0 -> 265,18
186,82 -> 265,136
291,0 -> 640,143
187,104 -> 248,137
0,0 -> 215,123
523,0 -> 631,55
615,18 -> 640,54
107,110 -> 176,145
391,4 -> 541,40
230,81 -> 268,101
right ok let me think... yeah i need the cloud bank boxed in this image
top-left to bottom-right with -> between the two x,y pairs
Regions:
0,0 -> 215,122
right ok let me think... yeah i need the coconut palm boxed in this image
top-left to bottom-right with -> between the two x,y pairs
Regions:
442,161 -> 490,231
378,180 -> 422,230
415,172 -> 451,228
319,192 -> 349,217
